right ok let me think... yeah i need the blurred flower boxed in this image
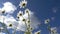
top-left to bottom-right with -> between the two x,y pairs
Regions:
0,15 -> 18,29
25,9 -> 30,14
26,19 -> 30,26
4,16 -> 18,29
17,11 -> 25,21
34,30 -> 41,34
22,18 -> 26,22
51,27 -> 57,31
50,27 -> 57,34
19,0 -> 27,8
0,9 -> 5,14
17,11 -> 23,17
45,19 -> 50,24
23,9 -> 32,19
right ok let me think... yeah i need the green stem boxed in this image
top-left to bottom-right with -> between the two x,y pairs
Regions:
2,17 -> 10,34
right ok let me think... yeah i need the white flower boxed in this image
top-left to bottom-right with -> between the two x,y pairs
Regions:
23,9 -> 33,19
17,11 -> 24,21
17,11 -> 23,17
50,27 -> 57,34
3,15 -> 18,29
45,19 -> 50,24
25,9 -> 30,14
51,27 -> 57,31
26,19 -> 30,26
5,21 -> 18,29
34,30 -> 41,34
19,0 -> 27,8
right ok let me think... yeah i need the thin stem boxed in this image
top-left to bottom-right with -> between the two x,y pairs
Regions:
13,28 -> 17,34
2,16 -> 10,34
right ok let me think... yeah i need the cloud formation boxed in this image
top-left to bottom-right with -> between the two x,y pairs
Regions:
1,2 -> 16,14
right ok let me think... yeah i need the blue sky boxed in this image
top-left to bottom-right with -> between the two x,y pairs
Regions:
0,0 -> 60,34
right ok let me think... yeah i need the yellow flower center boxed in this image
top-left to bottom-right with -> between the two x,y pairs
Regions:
17,16 -> 19,19
9,24 -> 12,27
19,13 -> 22,16
22,3 -> 26,6
22,19 -> 26,21
2,10 -> 5,13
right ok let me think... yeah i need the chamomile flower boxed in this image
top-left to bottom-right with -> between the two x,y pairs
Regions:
4,16 -> 18,29
23,9 -> 31,19
19,0 -> 27,8
51,27 -> 57,31
45,19 -> 50,24
34,30 -> 41,34
5,21 -> 18,29
25,9 -> 30,14
50,27 -> 57,34
17,11 -> 23,19
26,19 -> 30,26
22,18 -> 26,22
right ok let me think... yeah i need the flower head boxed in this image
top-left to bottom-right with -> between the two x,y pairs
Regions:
3,15 -> 18,29
25,9 -> 30,14
34,30 -> 41,34
19,0 -> 27,8
0,9 -> 5,14
50,27 -> 57,34
45,19 -> 50,24
17,11 -> 23,17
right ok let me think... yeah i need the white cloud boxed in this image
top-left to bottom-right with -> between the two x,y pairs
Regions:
1,2 -> 17,14
30,14 -> 40,29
